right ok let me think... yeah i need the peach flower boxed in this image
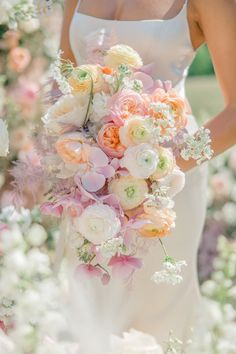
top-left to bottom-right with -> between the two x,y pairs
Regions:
8,47 -> 31,73
97,123 -> 125,158
149,88 -> 187,130
68,64 -> 104,94
109,89 -> 146,123
138,206 -> 176,238
3,30 -> 21,49
55,132 -> 88,164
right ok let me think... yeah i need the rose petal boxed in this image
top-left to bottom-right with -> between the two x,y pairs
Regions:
133,72 -> 154,91
81,172 -> 106,192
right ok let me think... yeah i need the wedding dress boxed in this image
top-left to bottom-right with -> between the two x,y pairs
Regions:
67,0 -> 208,348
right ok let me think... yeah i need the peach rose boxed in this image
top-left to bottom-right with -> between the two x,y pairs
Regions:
55,132 -> 88,164
8,47 -> 31,73
138,207 -> 176,238
68,64 -> 104,94
149,88 -> 187,130
109,89 -> 146,122
97,123 -> 125,158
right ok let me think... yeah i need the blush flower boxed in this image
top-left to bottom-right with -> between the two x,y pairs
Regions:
109,89 -> 145,122
104,44 -> 143,69
74,204 -> 121,244
120,143 -> 159,179
7,47 -> 31,73
119,115 -> 151,147
138,207 -> 176,238
108,254 -> 142,279
108,175 -> 148,211
43,93 -> 89,135
97,123 -> 125,158
159,169 -> 185,198
55,132 -> 88,164
150,147 -> 175,180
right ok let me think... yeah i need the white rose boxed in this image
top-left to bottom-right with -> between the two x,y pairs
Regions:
120,143 -> 159,179
42,93 -> 89,135
159,169 -> 185,198
75,204 -> 121,244
0,118 -> 9,156
26,223 -> 48,247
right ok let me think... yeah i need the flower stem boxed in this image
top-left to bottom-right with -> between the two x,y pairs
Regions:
159,238 -> 169,258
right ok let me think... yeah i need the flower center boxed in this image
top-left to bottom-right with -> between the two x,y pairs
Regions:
125,186 -> 136,199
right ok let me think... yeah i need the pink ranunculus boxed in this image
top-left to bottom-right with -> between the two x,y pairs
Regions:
108,89 -> 146,123
40,202 -> 63,218
97,123 -> 125,158
108,254 -> 143,279
8,47 -> 31,73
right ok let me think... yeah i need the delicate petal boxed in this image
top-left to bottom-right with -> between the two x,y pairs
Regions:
81,172 -> 106,192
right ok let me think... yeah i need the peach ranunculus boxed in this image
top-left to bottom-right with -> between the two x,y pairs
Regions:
68,64 -> 104,94
138,206 -> 176,238
55,132 -> 88,164
109,89 -> 146,123
149,88 -> 187,131
97,123 -> 125,158
119,115 -> 151,147
8,47 -> 31,73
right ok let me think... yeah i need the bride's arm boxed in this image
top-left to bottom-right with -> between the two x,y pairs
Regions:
178,0 -> 236,171
59,0 -> 78,64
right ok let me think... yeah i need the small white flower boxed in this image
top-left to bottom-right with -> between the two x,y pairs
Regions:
98,236 -> 124,258
74,204 -> 121,244
152,260 -> 187,286
26,223 -> 48,247
0,119 -> 9,157
120,143 -> 159,179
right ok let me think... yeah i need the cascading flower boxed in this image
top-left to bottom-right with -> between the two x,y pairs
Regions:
119,115 -> 151,147
104,44 -> 143,69
120,143 -> 159,179
109,175 -> 148,211
74,204 -> 121,244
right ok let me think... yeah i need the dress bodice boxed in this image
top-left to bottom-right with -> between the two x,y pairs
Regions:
69,0 -> 196,97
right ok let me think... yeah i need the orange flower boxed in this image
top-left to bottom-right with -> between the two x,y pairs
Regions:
97,123 -> 125,158
138,207 -> 176,238
101,66 -> 113,75
8,47 -> 31,73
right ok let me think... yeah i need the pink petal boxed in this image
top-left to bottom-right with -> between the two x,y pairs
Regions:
40,202 -> 63,218
133,72 -> 154,91
89,147 -> 108,167
138,63 -> 155,76
75,264 -> 103,279
163,80 -> 172,92
97,165 -> 115,178
81,172 -> 106,192
110,158 -> 120,170
101,273 -> 111,285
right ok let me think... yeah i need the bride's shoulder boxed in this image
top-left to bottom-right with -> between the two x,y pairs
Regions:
190,0 -> 236,16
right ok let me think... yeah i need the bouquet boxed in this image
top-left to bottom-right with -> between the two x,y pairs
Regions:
33,44 -> 213,284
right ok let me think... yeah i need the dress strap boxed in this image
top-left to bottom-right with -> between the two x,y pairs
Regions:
76,0 -> 82,12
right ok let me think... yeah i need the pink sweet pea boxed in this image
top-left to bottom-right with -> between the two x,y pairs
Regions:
108,254 -> 143,279
75,146 -> 115,192
40,202 -> 63,218
75,264 -> 110,285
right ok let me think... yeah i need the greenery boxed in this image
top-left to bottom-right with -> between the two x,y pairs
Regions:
189,44 -> 215,77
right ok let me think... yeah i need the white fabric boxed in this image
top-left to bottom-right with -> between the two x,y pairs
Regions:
68,2 -> 208,348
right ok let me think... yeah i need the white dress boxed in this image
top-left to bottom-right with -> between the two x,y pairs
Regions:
68,0 -> 208,347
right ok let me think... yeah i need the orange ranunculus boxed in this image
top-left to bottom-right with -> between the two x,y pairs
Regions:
55,132 -> 88,164
97,123 -> 125,158
8,47 -> 31,73
138,207 -> 176,238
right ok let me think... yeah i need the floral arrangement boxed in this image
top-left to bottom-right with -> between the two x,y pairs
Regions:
23,43 -> 213,285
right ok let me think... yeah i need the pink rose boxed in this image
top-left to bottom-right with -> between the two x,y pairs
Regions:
97,123 -> 125,158
109,89 -> 146,124
8,47 -> 31,73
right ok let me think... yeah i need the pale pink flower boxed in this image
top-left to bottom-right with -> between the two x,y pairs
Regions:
159,168 -> 185,198
210,171 -> 233,200
108,254 -> 142,279
109,89 -> 146,123
40,202 -> 63,218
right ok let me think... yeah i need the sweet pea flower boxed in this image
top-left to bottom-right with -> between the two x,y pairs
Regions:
40,202 -> 63,218
109,89 -> 146,123
108,254 -> 142,279
120,143 -> 159,179
97,123 -> 125,158
74,204 -> 121,244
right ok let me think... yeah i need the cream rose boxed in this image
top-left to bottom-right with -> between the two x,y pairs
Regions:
109,175 -> 148,210
104,44 -> 143,69
74,204 -> 121,244
120,143 -> 159,179
42,93 -> 89,134
119,116 -> 151,147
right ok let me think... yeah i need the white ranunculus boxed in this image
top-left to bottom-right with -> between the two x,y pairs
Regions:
42,93 -> 89,134
26,223 -> 48,247
110,329 -> 163,354
159,169 -> 185,198
0,118 -> 9,156
120,143 -> 159,179
75,204 -> 121,244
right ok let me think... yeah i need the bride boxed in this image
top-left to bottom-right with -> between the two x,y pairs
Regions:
57,0 -> 236,348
